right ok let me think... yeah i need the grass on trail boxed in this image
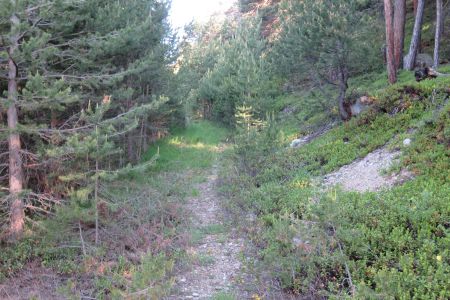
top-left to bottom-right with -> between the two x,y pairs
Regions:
142,120 -> 229,171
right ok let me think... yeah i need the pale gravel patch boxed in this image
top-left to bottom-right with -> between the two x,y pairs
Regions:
323,146 -> 413,192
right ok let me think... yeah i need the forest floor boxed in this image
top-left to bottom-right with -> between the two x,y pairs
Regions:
0,114 -> 437,299
167,164 -> 249,299
167,164 -> 294,300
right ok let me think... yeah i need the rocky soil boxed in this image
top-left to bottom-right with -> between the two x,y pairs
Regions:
167,166 -> 250,300
323,146 -> 412,192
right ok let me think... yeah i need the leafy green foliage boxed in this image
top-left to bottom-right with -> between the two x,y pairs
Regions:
128,254 -> 174,298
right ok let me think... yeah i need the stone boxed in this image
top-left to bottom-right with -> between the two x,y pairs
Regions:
281,105 -> 296,115
246,212 -> 256,222
403,138 -> 412,146
415,53 -> 434,68
292,236 -> 313,253
350,96 -> 375,117
292,237 -> 303,247
192,292 -> 200,297
290,137 -> 308,148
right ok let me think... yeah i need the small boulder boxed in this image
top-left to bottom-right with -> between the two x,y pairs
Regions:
415,53 -> 433,68
403,138 -> 412,146
290,138 -> 306,148
282,105 -> 296,115
350,96 -> 375,117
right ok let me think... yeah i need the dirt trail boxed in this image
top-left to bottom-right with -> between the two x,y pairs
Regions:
167,166 -> 249,299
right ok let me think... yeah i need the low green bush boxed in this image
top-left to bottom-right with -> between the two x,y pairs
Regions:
222,79 -> 450,298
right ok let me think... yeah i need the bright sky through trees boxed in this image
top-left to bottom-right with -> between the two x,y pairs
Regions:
170,0 -> 235,31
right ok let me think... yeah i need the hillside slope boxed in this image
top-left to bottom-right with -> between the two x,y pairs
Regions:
221,73 -> 450,298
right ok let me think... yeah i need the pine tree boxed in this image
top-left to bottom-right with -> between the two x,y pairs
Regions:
0,0 -> 79,240
404,0 -> 425,70
47,95 -> 166,245
393,0 -> 406,70
433,0 -> 444,69
0,0 -> 176,241
385,0 -> 398,84
273,0 -> 382,120
195,19 -> 272,125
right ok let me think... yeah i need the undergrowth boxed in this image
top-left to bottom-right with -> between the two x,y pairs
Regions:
1,120 -> 229,298
0,172 -> 188,298
221,77 -> 450,298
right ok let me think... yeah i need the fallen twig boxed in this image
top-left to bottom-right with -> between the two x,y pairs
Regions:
331,224 -> 356,297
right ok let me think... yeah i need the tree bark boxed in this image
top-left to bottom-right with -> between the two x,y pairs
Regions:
433,0 -> 443,69
126,97 -> 135,163
127,131 -> 135,162
137,118 -> 145,161
7,13 -> 25,241
337,67 -> 349,121
384,0 -> 397,83
404,0 -> 425,70
393,0 -> 406,69
94,126 -> 99,245
412,0 -> 421,53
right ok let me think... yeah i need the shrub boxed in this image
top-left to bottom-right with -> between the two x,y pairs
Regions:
222,80 -> 450,297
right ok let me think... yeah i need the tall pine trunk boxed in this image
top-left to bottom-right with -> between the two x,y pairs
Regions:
94,126 -> 99,245
384,0 -> 397,84
433,0 -> 443,69
126,99 -> 135,163
7,13 -> 25,241
127,131 -> 135,162
393,0 -> 406,70
404,0 -> 425,70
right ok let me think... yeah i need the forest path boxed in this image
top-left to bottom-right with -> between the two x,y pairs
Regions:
167,164 -> 250,300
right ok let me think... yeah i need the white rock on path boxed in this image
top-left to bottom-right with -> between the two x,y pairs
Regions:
403,138 -> 412,146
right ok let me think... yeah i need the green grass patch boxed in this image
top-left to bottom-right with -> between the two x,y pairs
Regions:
197,254 -> 216,266
200,223 -> 227,235
190,224 -> 228,245
190,229 -> 205,245
212,291 -> 236,300
142,120 -> 229,171
191,188 -> 200,197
